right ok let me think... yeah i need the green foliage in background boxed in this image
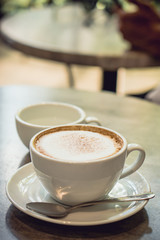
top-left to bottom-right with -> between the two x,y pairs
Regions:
1,0 -> 51,13
0,0 -> 160,17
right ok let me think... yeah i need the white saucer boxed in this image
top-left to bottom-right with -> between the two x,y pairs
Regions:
6,163 -> 151,226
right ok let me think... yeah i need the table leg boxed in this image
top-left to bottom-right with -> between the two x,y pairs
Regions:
102,70 -> 117,92
66,64 -> 74,87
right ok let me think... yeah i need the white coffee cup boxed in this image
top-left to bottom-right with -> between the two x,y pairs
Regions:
30,124 -> 145,206
15,102 -> 100,148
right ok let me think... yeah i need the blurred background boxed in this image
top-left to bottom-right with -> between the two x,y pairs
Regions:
1,0 -> 160,95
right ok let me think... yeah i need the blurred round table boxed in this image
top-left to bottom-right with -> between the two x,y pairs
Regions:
1,3 -> 160,90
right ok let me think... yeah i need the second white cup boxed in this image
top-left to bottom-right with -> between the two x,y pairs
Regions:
15,102 -> 100,148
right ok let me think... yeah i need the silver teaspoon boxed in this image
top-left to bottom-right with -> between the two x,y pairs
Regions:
26,192 -> 155,218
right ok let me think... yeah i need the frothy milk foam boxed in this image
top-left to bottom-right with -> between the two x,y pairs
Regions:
35,128 -> 123,162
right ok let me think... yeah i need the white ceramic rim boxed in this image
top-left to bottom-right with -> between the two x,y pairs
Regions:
15,102 -> 86,128
30,124 -> 127,164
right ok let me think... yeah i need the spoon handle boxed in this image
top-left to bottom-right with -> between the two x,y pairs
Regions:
71,192 -> 155,210
107,192 -> 155,202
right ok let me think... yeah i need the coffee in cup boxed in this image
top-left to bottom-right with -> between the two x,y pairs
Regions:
34,126 -> 123,162
30,125 -> 145,205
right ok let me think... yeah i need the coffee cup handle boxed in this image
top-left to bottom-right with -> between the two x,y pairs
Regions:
120,144 -> 145,179
84,116 -> 101,126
